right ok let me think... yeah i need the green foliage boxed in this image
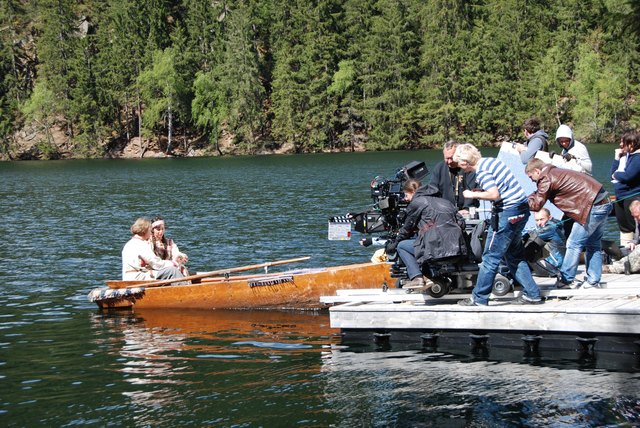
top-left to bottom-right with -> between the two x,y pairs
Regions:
21,80 -> 57,131
192,70 -> 227,150
137,47 -> 188,149
3,0 -> 640,159
569,31 -> 627,142
218,0 -> 265,150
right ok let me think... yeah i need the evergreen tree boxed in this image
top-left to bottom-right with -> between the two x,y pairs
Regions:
218,0 -> 265,151
415,0 -> 475,145
94,0 -> 156,146
569,31 -> 626,142
33,0 -> 79,140
357,0 -> 420,149
467,0 -> 545,142
328,59 -> 357,150
68,18 -> 103,156
137,47 -> 188,153
182,0 -> 226,72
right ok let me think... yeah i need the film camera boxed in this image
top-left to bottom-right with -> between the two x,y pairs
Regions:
351,161 -> 428,238
330,160 -> 514,298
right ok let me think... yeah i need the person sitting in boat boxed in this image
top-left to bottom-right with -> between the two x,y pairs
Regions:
122,217 -> 185,280
604,200 -> 640,274
384,179 -> 467,292
526,208 -> 566,276
150,216 -> 189,276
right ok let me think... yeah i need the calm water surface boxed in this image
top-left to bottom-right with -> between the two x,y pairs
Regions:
1,146 -> 638,426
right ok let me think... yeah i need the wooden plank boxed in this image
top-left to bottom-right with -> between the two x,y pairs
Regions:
324,286 -> 640,305
329,302 -> 640,334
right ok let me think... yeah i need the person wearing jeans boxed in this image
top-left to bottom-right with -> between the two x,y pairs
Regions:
453,143 -> 542,306
526,159 -> 612,288
396,238 -> 420,281
561,204 -> 610,286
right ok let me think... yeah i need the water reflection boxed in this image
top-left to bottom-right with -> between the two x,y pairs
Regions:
321,346 -> 640,426
90,309 -> 335,425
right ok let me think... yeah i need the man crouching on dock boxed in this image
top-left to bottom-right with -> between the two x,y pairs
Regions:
453,144 -> 543,306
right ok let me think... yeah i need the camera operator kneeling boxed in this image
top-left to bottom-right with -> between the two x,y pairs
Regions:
385,180 -> 467,291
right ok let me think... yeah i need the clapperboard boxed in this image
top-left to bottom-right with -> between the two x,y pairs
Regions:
328,215 -> 352,240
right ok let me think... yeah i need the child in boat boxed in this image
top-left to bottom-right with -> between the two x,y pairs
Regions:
150,216 -> 189,276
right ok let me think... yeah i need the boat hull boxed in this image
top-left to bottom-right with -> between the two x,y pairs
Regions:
93,262 -> 394,310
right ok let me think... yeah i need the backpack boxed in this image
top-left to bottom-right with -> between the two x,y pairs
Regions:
468,220 -> 487,262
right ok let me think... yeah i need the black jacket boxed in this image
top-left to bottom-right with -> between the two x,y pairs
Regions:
428,161 -> 479,210
395,185 -> 467,264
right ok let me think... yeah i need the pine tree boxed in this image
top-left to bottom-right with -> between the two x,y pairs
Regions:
569,31 -> 627,142
415,0 -> 475,146
357,0 -> 420,149
33,0 -> 79,141
218,0 -> 265,151
137,47 -> 188,153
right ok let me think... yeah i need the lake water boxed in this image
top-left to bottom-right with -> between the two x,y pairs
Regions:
1,146 -> 639,426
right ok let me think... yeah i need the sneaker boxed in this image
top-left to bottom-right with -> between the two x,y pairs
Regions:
457,297 -> 487,306
582,282 -> 602,289
568,281 -> 582,289
555,279 -> 581,289
403,276 -> 425,289
511,295 -> 544,305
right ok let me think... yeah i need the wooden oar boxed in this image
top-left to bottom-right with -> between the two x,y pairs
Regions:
105,256 -> 310,289
106,272 -> 280,288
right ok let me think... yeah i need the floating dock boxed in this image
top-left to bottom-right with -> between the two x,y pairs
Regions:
323,272 -> 640,355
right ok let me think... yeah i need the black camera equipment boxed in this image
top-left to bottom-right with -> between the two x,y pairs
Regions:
351,160 -> 428,237
331,160 -> 516,298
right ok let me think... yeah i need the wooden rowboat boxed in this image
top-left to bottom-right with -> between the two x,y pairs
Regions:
89,262 -> 394,310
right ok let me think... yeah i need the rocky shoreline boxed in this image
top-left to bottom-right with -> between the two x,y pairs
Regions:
2,123 -> 363,161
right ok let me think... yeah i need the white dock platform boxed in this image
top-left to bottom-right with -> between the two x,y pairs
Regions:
325,273 -> 640,337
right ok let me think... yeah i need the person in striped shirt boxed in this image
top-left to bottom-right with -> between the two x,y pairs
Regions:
453,143 -> 543,306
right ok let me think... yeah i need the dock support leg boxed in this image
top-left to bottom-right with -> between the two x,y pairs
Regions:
373,332 -> 391,350
521,335 -> 542,356
469,333 -> 489,356
576,336 -> 598,361
420,333 -> 439,350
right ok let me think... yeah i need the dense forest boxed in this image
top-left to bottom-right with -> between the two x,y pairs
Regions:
0,0 -> 639,160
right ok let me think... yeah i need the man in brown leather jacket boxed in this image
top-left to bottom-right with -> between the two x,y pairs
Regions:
526,159 -> 611,289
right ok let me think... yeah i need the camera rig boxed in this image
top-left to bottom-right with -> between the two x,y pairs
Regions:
349,160 -> 428,239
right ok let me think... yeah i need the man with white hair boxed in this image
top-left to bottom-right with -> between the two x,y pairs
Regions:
453,143 -> 542,306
